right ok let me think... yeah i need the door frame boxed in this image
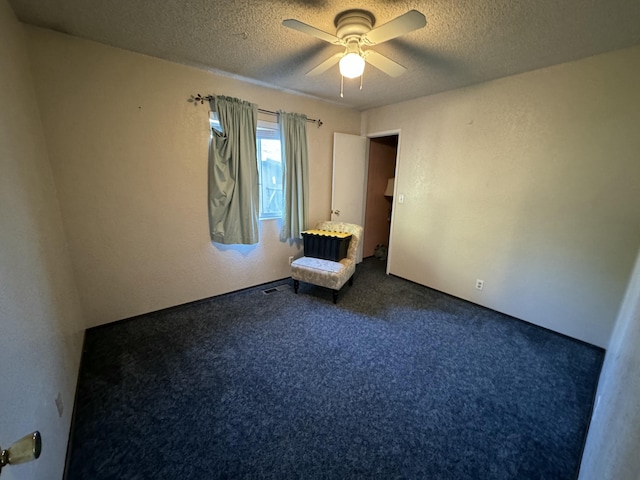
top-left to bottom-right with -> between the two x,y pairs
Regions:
365,129 -> 401,275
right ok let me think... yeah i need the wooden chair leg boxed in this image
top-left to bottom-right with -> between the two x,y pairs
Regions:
293,280 -> 299,294
332,290 -> 338,304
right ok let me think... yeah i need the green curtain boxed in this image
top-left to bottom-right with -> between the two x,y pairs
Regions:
278,111 -> 309,241
208,96 -> 259,245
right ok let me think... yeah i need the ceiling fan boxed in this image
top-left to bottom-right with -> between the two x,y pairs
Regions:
283,9 -> 427,93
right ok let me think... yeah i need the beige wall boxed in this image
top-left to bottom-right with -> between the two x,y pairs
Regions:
363,46 -> 640,348
26,27 -> 360,327
579,247 -> 640,479
0,2 -> 84,479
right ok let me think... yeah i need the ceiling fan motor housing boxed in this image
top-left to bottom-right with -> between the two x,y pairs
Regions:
334,10 -> 375,40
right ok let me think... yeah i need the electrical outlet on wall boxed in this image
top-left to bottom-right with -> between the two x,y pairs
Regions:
476,279 -> 484,290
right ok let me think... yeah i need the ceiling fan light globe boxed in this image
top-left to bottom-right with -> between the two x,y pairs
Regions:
339,53 -> 365,78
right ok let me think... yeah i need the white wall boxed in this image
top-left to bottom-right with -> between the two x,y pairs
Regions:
363,46 -> 640,347
0,2 -> 84,479
579,248 -> 640,479
26,27 -> 361,327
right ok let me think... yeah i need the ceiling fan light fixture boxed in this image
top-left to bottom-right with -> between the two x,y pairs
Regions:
339,52 -> 365,78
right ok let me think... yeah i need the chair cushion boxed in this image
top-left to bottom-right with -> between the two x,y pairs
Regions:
291,256 -> 355,290
291,256 -> 345,274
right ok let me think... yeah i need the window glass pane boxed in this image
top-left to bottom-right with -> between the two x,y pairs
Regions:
209,111 -> 222,134
257,121 -> 283,219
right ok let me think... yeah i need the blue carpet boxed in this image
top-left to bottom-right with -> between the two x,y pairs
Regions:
66,258 -> 603,479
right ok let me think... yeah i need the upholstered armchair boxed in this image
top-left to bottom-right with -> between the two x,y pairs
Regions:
291,221 -> 363,303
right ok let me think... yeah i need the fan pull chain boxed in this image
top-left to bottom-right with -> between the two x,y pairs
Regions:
340,75 -> 344,98
360,72 -> 363,91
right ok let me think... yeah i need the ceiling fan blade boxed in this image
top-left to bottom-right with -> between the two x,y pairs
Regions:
363,51 -> 407,77
361,10 -> 427,45
306,52 -> 343,76
282,19 -> 342,45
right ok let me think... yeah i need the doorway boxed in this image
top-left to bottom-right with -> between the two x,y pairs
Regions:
363,135 -> 398,265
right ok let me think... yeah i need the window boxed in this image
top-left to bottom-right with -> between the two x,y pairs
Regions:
256,121 -> 283,219
210,113 -> 283,219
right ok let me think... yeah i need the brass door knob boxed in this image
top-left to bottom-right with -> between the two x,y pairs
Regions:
0,431 -> 41,475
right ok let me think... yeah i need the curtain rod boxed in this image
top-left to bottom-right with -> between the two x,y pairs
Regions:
192,94 -> 323,128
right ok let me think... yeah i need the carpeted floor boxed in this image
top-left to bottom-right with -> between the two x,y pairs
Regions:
66,258 -> 603,479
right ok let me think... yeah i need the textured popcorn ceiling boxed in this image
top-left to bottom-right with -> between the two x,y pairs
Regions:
8,0 -> 640,110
